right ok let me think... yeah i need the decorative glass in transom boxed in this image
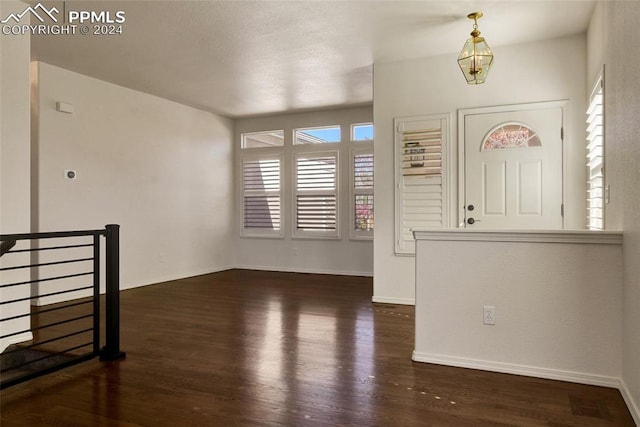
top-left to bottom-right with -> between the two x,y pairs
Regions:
482,123 -> 541,150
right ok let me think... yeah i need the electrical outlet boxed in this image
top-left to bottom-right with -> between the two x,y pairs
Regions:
483,305 -> 495,325
292,247 -> 298,256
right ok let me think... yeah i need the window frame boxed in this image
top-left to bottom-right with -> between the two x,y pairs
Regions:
351,122 -> 374,142
586,69 -> 605,230
293,125 -> 342,145
241,130 -> 285,149
394,114 -> 449,255
292,149 -> 340,239
240,152 -> 285,238
350,146 -> 374,240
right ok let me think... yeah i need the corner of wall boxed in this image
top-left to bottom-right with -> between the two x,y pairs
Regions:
620,379 -> 640,426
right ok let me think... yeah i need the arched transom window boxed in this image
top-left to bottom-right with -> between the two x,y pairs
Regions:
482,122 -> 542,150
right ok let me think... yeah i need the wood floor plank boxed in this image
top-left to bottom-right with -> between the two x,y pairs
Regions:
0,269 -> 634,426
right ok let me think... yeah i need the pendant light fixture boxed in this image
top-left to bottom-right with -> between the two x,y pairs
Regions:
457,12 -> 494,85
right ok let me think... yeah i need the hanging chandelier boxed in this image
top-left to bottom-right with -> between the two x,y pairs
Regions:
457,12 -> 494,85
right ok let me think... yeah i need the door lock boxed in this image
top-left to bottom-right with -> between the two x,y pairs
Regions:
467,204 -> 475,211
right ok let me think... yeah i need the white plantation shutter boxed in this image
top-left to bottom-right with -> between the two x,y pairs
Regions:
242,156 -> 282,236
352,150 -> 374,237
395,115 -> 449,254
587,74 -> 605,230
294,152 -> 338,237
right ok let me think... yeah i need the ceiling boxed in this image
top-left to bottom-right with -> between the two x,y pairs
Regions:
30,1 -> 596,118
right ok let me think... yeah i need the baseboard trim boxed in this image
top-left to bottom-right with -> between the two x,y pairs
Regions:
120,265 -> 236,291
0,332 -> 33,353
33,290 -> 92,306
31,264 -> 374,306
32,266 -> 236,306
619,378 -> 640,426
372,296 -> 415,305
234,264 -> 373,277
412,351 -> 620,388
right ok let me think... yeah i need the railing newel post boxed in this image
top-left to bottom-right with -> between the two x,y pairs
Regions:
100,224 -> 126,361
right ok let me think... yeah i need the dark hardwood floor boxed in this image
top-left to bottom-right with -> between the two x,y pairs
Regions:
0,269 -> 634,426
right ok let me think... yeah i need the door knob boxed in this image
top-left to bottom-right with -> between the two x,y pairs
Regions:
467,218 -> 475,225
467,204 -> 475,211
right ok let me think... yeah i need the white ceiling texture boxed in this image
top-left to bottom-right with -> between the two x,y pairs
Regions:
31,1 -> 595,118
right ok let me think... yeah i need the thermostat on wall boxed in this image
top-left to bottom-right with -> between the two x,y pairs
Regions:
56,102 -> 74,114
64,170 -> 77,180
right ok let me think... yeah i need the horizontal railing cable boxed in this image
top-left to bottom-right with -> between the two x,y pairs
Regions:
0,313 -> 93,340
6,243 -> 93,254
0,300 -> 92,323
0,285 -> 93,306
0,271 -> 93,289
0,257 -> 93,272
0,229 -> 104,241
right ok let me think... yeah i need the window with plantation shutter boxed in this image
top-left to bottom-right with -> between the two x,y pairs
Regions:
242,155 -> 283,237
394,114 -> 449,254
351,149 -> 374,238
587,72 -> 605,230
294,152 -> 339,238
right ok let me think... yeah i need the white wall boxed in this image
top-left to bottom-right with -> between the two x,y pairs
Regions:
604,1 -> 640,423
587,1 -> 607,90
234,106 -> 373,276
0,0 -> 30,235
33,62 -> 234,292
413,230 -> 622,387
373,35 -> 588,304
0,0 -> 32,351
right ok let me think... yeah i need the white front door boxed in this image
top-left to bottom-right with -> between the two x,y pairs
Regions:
463,105 -> 563,229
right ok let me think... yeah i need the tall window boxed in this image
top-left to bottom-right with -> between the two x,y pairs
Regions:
241,154 -> 283,237
587,72 -> 604,230
350,123 -> 374,239
293,151 -> 339,238
240,121 -> 373,240
352,151 -> 374,237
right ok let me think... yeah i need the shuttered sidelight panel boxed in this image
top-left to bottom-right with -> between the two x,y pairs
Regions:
586,74 -> 604,230
354,153 -> 374,189
296,195 -> 337,230
294,152 -> 339,236
353,151 -> 374,234
394,115 -> 449,254
355,194 -> 374,231
242,157 -> 282,234
244,195 -> 281,229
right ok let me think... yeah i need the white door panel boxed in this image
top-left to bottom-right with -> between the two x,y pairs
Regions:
517,160 -> 542,215
482,161 -> 506,216
464,107 -> 563,229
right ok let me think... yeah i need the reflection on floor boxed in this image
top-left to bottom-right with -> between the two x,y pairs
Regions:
0,269 -> 634,426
